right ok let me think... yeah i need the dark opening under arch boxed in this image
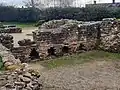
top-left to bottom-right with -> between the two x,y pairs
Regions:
30,48 -> 39,60
48,47 -> 56,56
79,43 -> 84,50
62,46 -> 69,53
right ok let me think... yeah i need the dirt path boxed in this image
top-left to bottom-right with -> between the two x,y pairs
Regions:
40,61 -> 120,90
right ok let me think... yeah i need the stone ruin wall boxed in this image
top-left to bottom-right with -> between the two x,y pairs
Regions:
0,34 -> 14,49
100,20 -> 120,52
0,28 -> 22,33
33,25 -> 79,58
0,35 -> 43,90
9,20 -> 100,62
0,43 -> 42,90
32,20 -> 101,59
11,39 -> 38,62
1,19 -> 120,63
0,22 -> 22,33
77,22 -> 101,51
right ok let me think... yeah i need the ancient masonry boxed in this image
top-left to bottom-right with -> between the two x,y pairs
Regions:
0,34 -> 14,49
0,18 -> 120,62
0,23 -> 22,33
0,44 -> 42,90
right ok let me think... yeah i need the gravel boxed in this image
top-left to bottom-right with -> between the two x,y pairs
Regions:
40,61 -> 120,90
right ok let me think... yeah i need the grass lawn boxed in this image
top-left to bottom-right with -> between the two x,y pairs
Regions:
39,50 -> 120,69
2,22 -> 36,28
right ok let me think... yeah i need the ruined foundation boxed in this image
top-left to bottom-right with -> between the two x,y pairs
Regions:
32,19 -> 101,60
1,18 -> 120,62
0,23 -> 22,33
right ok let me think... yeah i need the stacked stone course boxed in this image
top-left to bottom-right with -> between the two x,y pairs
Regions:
11,39 -> 37,62
33,20 -> 101,59
0,28 -> 22,33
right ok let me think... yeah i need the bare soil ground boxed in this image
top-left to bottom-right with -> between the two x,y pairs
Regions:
40,61 -> 120,90
10,27 -> 37,47
28,62 -> 46,73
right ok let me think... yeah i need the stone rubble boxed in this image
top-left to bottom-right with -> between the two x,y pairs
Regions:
18,39 -> 35,46
0,66 -> 42,90
0,44 -> 20,68
39,19 -> 83,29
0,44 -> 43,90
0,33 -> 14,49
0,23 -> 22,33
99,19 -> 120,52
0,28 -> 22,33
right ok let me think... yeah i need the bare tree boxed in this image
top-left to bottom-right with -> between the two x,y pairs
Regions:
23,0 -> 33,7
24,0 -> 52,9
0,2 -> 16,7
55,0 -> 74,7
24,0 -> 74,9
0,2 -> 7,6
23,0 -> 40,8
